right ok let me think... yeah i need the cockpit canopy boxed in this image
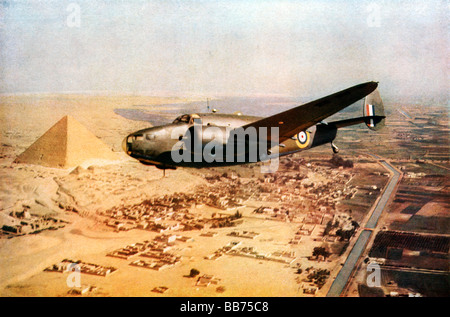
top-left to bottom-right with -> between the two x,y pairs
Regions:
172,113 -> 202,125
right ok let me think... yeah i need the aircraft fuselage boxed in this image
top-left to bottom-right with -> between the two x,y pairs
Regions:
122,113 -> 337,169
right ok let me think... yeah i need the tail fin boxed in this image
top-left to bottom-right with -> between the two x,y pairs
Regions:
363,88 -> 385,130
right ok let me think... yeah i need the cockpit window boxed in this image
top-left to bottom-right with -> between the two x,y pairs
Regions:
134,134 -> 144,141
146,134 -> 155,140
172,114 -> 202,125
173,114 -> 191,124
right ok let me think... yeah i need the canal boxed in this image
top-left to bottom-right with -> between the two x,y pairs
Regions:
326,159 -> 400,296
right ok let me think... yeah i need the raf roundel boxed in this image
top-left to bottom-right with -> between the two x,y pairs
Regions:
295,131 -> 310,149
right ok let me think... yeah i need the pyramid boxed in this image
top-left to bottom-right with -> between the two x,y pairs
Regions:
14,115 -> 119,168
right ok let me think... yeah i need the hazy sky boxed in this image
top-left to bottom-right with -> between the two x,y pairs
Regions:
0,0 -> 448,99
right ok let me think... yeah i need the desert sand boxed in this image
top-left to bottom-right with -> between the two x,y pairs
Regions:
0,94 -> 209,295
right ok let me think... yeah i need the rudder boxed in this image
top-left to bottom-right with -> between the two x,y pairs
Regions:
363,88 -> 385,130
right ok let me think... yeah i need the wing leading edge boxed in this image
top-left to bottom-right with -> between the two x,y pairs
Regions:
240,81 -> 378,143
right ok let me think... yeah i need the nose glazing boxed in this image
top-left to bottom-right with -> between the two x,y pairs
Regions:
122,135 -> 131,154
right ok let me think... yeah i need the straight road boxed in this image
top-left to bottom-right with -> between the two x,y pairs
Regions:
365,160 -> 401,229
326,157 -> 401,297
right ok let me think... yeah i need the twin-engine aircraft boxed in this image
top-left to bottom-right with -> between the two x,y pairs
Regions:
122,81 -> 385,170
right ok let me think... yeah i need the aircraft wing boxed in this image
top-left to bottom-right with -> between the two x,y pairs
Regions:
240,81 -> 378,143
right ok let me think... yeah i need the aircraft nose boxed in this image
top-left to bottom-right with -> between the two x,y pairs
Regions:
122,135 -> 130,154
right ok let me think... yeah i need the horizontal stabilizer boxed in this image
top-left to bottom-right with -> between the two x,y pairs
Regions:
328,115 -> 385,129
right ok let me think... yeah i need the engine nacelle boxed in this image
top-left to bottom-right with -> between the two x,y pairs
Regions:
186,125 -> 228,148
311,124 -> 337,148
183,124 -> 267,163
